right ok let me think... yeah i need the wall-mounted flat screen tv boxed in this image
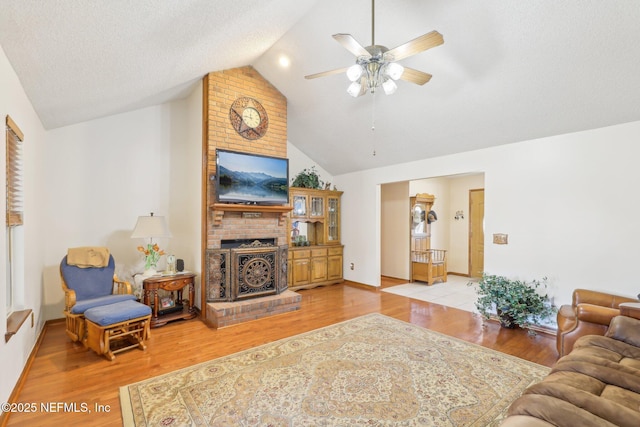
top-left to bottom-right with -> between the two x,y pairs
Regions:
215,149 -> 289,205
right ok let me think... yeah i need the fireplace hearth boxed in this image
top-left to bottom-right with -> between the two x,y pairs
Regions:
206,240 -> 288,302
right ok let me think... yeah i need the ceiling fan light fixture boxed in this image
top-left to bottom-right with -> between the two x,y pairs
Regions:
306,1 -> 444,98
347,81 -> 362,97
346,64 -> 363,82
385,62 -> 404,80
382,78 -> 397,95
365,62 -> 381,91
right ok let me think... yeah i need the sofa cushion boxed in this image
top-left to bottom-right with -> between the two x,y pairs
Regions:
498,415 -> 555,427
84,300 -> 151,326
70,293 -> 137,314
506,325 -> 640,426
507,392 -> 626,427
605,315 -> 640,348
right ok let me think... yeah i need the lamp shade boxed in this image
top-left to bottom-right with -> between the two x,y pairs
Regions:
347,81 -> 362,97
382,78 -> 397,95
385,62 -> 404,81
346,64 -> 363,82
131,213 -> 171,239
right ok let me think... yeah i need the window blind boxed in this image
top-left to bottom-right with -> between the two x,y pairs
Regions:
6,115 -> 24,227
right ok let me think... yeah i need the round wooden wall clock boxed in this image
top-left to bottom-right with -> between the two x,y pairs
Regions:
229,97 -> 269,140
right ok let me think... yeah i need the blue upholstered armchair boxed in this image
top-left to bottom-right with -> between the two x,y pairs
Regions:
60,247 -> 136,342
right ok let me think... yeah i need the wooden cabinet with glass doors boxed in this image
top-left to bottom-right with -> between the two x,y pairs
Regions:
288,188 -> 343,290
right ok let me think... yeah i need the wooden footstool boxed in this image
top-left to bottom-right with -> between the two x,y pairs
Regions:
84,300 -> 152,361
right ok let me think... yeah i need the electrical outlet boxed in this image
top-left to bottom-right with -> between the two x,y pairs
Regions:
350,263 -> 355,270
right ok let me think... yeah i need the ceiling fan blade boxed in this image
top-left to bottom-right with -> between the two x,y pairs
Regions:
305,67 -> 349,80
332,34 -> 371,58
385,30 -> 444,61
400,67 -> 432,85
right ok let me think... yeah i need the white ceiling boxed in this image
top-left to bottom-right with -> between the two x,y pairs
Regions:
2,0 -> 640,175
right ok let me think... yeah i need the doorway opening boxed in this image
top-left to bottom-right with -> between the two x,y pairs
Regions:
380,173 -> 485,281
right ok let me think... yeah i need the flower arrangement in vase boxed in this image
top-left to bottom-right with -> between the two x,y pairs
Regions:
137,243 -> 165,275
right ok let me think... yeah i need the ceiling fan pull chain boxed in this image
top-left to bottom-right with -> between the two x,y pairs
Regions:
372,91 -> 376,132
372,92 -> 377,156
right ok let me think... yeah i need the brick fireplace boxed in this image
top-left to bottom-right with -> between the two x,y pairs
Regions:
201,66 -> 301,328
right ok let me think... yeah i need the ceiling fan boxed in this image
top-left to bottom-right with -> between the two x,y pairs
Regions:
305,0 -> 444,97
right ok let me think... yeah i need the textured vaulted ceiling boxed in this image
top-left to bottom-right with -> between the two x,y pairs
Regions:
2,0 -> 640,175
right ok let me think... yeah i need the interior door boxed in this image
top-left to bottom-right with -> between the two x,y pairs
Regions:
469,189 -> 485,277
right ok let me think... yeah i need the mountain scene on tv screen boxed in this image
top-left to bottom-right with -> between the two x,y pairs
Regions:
218,165 -> 288,204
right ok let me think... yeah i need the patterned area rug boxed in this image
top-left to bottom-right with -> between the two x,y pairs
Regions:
120,314 -> 549,426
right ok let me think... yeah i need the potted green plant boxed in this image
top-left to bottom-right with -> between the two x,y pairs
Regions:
470,273 -> 556,333
291,166 -> 324,189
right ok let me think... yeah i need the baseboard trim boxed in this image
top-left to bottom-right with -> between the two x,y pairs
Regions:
447,272 -> 471,277
0,319 -> 57,427
380,275 -> 408,281
483,315 -> 557,337
382,272 -> 474,281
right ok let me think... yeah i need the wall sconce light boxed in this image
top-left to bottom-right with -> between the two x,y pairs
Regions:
454,210 -> 464,220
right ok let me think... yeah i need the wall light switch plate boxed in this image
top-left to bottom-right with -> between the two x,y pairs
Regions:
493,233 -> 508,244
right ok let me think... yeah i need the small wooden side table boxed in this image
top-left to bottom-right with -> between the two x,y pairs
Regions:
142,273 -> 197,328
619,302 -> 640,320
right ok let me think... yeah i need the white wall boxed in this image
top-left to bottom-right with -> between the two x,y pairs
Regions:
447,174 -> 485,274
0,45 -> 47,406
381,181 -> 409,279
334,122 -> 640,307
42,105 -> 164,318
40,94 -> 201,316
167,81 -> 203,307
287,142 -> 333,187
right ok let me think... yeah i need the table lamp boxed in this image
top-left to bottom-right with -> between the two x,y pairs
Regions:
131,212 -> 171,275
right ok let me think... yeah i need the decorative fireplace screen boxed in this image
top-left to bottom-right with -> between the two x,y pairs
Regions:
206,240 -> 288,302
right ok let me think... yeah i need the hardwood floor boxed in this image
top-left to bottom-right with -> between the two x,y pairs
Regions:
3,278 -> 558,426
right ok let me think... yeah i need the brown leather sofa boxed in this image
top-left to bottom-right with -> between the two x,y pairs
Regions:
502,313 -> 640,427
556,289 -> 637,357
